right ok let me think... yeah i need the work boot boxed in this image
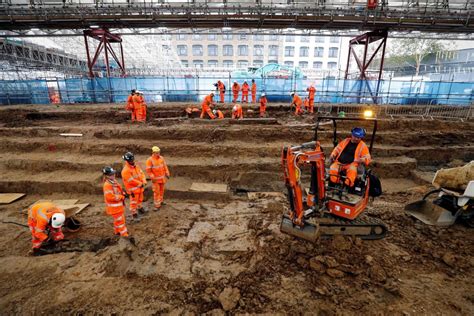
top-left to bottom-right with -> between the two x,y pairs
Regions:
132,213 -> 141,223
138,207 -> 147,214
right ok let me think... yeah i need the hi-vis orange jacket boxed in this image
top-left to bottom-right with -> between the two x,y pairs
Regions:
146,156 -> 170,184
330,138 -> 371,166
121,162 -> 147,193
103,179 -> 126,215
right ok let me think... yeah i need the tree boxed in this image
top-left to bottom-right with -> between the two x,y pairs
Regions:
387,39 -> 452,76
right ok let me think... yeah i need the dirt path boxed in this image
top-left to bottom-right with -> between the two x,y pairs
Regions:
0,104 -> 472,314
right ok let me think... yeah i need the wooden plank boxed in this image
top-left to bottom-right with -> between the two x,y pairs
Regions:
32,199 -> 79,208
190,182 -> 228,193
0,193 -> 26,204
60,133 -> 83,137
61,203 -> 90,217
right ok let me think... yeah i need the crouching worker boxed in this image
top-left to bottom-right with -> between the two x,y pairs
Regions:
329,127 -> 371,188
232,104 -> 244,119
146,146 -> 170,210
27,201 -> 66,255
102,166 -> 129,237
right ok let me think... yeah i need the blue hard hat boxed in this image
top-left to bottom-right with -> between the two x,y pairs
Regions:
351,127 -> 366,138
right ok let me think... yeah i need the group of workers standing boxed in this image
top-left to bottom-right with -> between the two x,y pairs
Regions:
126,89 -> 147,122
27,146 -> 170,253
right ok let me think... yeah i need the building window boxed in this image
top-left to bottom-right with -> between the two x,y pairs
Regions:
315,36 -> 325,43
177,45 -> 188,56
328,62 -> 337,69
268,59 -> 278,64
314,47 -> 324,57
330,37 -> 339,43
208,45 -> 218,56
177,33 -> 186,40
193,60 -> 204,68
237,60 -> 249,68
239,33 -> 247,40
254,34 -> 264,41
223,45 -> 233,56
284,46 -> 294,57
328,47 -> 339,58
284,61 -> 294,67
192,45 -> 203,56
253,60 -> 264,67
313,61 -> 322,69
254,45 -> 264,56
208,60 -> 218,67
269,34 -> 278,41
223,60 -> 234,68
238,45 -> 248,56
285,34 -> 295,42
300,36 -> 309,43
300,46 -> 309,57
192,34 -> 202,40
208,34 -> 217,40
299,61 -> 308,69
181,60 -> 189,67
223,33 -> 233,40
269,45 -> 278,56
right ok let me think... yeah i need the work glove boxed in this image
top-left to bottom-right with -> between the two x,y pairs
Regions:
123,193 -> 129,199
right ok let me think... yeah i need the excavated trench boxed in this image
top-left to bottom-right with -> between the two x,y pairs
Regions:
0,103 -> 473,314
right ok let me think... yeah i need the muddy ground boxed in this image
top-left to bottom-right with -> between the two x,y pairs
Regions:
0,103 -> 473,315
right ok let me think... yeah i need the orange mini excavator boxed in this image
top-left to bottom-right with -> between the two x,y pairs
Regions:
280,116 -> 387,242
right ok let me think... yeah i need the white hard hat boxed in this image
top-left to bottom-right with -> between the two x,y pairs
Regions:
51,213 -> 66,228
233,106 -> 237,112
233,81 -> 237,83
290,91 -> 295,96
261,93 -> 266,97
213,109 -> 217,115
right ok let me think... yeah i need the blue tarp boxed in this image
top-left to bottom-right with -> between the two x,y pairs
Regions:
0,77 -> 472,106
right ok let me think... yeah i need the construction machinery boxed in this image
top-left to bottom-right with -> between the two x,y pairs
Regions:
405,167 -> 474,227
280,116 -> 387,242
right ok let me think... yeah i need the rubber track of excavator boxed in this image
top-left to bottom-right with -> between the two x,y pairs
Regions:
317,215 -> 388,240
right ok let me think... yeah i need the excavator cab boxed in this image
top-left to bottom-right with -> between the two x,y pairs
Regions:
280,115 -> 386,242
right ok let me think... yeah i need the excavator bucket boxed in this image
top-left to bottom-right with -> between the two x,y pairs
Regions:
404,199 -> 457,226
280,215 -> 320,243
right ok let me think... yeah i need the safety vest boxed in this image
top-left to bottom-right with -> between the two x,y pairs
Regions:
121,162 -> 146,192
103,179 -> 125,215
146,156 -> 169,183
332,138 -> 371,166
27,202 -> 64,242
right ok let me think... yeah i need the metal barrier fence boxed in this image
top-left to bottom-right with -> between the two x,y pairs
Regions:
317,104 -> 473,121
0,76 -> 472,106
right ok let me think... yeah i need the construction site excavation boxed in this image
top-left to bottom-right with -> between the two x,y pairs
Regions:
0,102 -> 472,314
1,0 -> 474,314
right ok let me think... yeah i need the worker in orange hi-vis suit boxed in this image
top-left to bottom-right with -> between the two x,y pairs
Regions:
259,93 -> 267,117
329,127 -> 371,188
251,79 -> 257,103
303,97 -> 310,112
290,92 -> 304,115
27,201 -> 66,254
241,81 -> 249,103
126,89 -> 136,122
306,85 -> 316,113
136,91 -> 147,122
232,104 -> 244,119
200,92 -> 216,119
217,80 -> 226,103
121,152 -> 147,221
146,146 -> 170,210
102,166 -> 129,237
232,81 -> 240,102
213,109 -> 224,119
132,91 -> 142,123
